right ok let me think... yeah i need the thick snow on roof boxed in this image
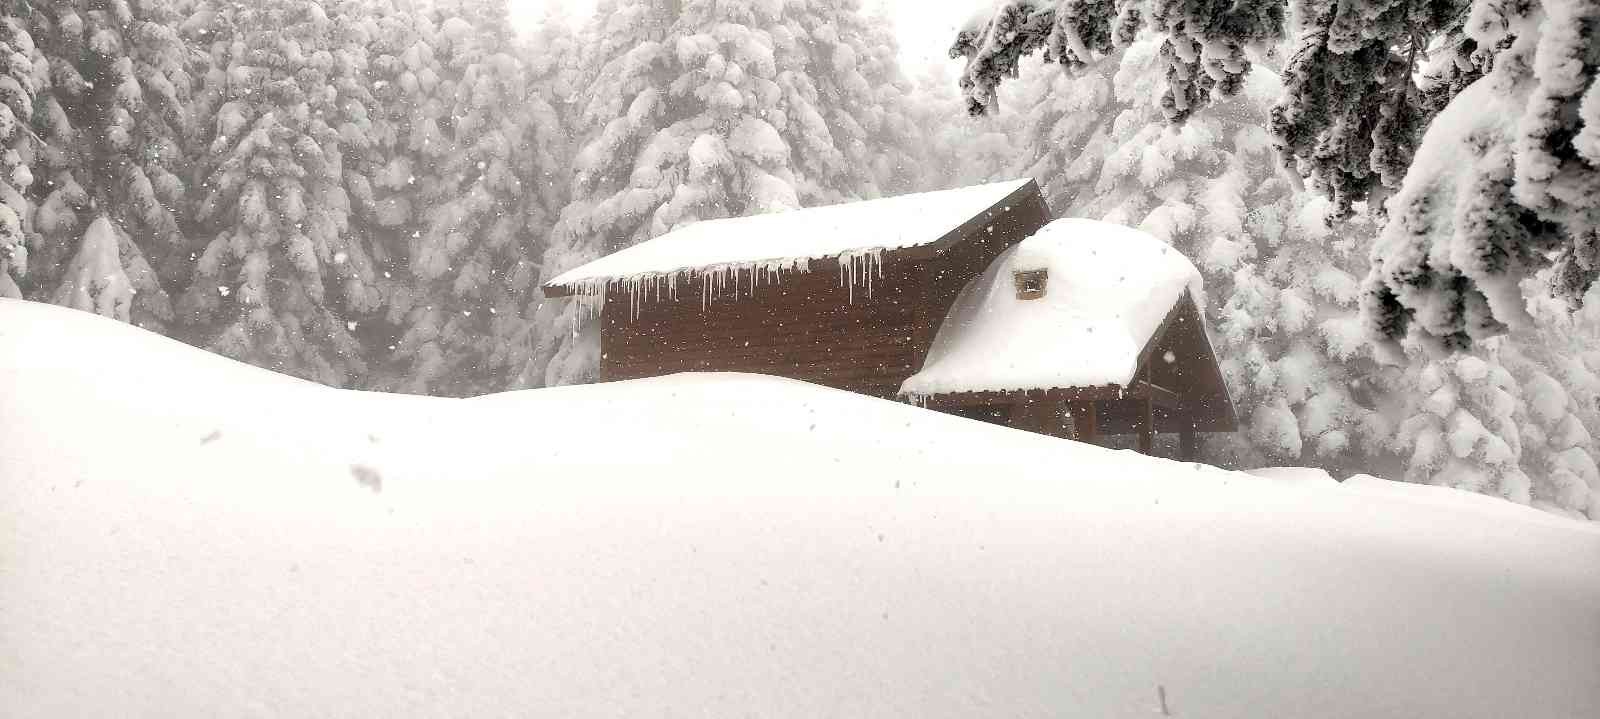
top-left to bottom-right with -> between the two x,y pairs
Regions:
546,178 -> 1032,294
4,299 -> 1599,717
902,218 -> 1203,397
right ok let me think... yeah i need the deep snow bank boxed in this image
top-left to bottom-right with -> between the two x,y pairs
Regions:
1,299 -> 1597,717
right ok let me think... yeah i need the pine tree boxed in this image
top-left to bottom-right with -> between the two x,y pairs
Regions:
0,11 -> 41,300
1390,348 -> 1533,503
1500,333 -> 1600,519
952,0 -> 1286,122
798,0 -> 922,197
358,0 -> 571,396
1363,0 -> 1600,355
524,0 -> 922,387
4,0 -> 586,394
2,0 -> 191,329
50,215 -> 134,319
1270,0 -> 1478,220
174,0 -> 381,386
904,60 -> 1033,191
1379,320 -> 1600,522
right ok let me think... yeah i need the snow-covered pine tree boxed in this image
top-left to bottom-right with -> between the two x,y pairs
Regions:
174,0 -> 381,386
519,0 -> 583,114
1499,331 -> 1600,519
808,0 -> 922,197
1388,347 -> 1534,504
3,0 -> 191,329
1362,0 -> 1600,355
952,0 -> 1287,123
1210,201 -> 1397,473
524,0 -> 922,387
1474,290 -> 1600,519
50,215 -> 135,320
0,12 -> 41,300
904,60 -> 1034,191
357,0 -> 571,396
1270,0 -> 1478,220
1378,325 -> 1600,522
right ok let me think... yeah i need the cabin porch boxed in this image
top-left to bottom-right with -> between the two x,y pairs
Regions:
920,383 -> 1206,462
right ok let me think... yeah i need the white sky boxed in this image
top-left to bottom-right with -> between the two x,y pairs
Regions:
505,0 -> 976,69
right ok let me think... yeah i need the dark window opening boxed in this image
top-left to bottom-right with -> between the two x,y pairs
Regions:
1014,269 -> 1047,299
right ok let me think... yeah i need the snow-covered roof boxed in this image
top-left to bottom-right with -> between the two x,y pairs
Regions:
545,179 -> 1034,296
900,218 -> 1203,398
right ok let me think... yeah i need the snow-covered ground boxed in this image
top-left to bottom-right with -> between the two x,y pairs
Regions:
2,298 -> 1597,717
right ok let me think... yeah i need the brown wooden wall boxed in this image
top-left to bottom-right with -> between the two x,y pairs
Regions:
1142,296 -> 1237,432
597,186 -> 1054,399
600,258 -> 926,398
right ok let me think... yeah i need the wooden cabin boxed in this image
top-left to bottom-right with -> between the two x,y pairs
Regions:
896,218 -> 1236,459
542,179 -> 1236,457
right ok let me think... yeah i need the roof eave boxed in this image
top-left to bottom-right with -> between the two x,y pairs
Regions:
540,179 -> 1044,299
911,177 -> 1042,260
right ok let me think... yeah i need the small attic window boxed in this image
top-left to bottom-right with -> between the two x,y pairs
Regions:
1013,269 -> 1048,300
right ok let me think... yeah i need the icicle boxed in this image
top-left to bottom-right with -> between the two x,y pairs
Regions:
573,281 -> 606,335
844,254 -> 854,304
836,248 -> 886,304
866,249 -> 881,300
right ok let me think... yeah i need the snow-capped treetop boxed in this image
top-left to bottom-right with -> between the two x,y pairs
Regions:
544,178 -> 1033,297
901,218 -> 1203,398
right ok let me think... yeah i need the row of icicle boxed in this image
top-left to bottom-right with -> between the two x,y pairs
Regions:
568,249 -> 889,323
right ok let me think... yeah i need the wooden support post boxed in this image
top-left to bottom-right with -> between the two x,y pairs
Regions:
1069,402 -> 1099,445
1045,399 -> 1069,438
1015,392 -> 1060,435
1179,429 -> 1199,461
1024,398 -> 1067,438
1011,397 -> 1034,433
1137,397 -> 1155,455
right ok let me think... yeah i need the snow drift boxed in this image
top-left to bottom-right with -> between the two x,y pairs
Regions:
1,298 -> 1597,717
